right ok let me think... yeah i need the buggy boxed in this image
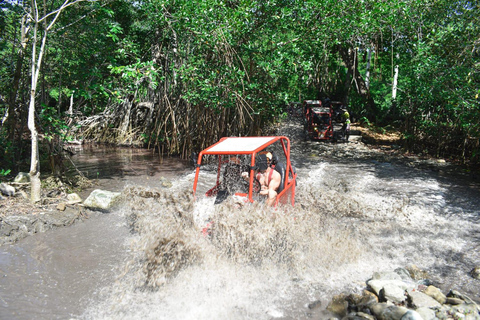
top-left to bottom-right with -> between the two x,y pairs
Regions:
304,99 -> 351,142
192,136 -> 296,207
303,100 -> 333,140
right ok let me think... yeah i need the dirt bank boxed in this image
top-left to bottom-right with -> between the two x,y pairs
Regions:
0,176 -> 102,246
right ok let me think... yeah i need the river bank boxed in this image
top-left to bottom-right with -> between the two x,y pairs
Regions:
314,266 -> 480,320
0,147 -> 188,246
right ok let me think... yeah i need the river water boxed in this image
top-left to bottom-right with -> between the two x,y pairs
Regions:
1,121 -> 479,319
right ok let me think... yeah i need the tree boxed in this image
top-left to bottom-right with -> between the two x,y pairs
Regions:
26,0 -> 90,202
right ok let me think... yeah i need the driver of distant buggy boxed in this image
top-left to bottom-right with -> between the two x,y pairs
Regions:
242,153 -> 281,206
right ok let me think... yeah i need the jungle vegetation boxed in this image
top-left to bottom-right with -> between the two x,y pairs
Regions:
1,0 -> 479,194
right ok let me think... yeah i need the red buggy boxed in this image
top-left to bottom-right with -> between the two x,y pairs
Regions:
303,100 -> 333,140
192,136 -> 296,207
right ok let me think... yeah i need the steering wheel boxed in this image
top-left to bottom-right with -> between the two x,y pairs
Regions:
252,176 -> 262,193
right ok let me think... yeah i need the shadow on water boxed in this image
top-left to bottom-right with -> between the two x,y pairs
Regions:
66,144 -> 192,194
0,213 -> 130,320
68,144 -> 191,179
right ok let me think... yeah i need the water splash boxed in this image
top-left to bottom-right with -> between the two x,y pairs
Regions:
81,132 -> 480,319
83,180 -> 374,319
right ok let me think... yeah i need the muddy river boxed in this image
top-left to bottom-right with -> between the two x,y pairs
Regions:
0,121 -> 479,319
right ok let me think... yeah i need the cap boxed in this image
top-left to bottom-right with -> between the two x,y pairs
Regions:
257,154 -> 269,171
266,152 -> 272,162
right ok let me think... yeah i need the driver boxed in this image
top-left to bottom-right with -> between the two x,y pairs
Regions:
242,154 -> 281,206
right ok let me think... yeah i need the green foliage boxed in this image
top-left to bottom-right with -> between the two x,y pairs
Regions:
0,169 -> 12,177
0,0 -> 478,163
38,104 -> 73,142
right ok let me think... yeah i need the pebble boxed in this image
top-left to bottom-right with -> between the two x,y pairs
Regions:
471,267 -> 480,280
0,183 -> 15,197
319,268 -> 480,320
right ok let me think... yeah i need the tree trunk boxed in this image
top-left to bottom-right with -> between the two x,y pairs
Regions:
392,64 -> 399,100
29,63 -> 41,202
337,45 -> 376,112
365,48 -> 372,89
68,91 -> 74,115
28,94 -> 41,202
26,0 -> 86,203
28,18 -> 45,203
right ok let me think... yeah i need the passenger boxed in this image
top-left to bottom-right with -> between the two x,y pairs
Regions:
256,151 -> 276,167
265,152 -> 275,167
242,154 -> 281,206
341,108 -> 351,141
341,107 -> 350,122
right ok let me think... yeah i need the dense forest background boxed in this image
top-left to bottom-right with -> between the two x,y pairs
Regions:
1,0 -> 479,177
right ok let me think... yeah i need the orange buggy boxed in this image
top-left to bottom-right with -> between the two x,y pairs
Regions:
192,136 -> 296,207
303,100 -> 333,141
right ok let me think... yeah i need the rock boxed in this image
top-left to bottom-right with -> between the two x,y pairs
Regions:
449,303 -> 480,319
416,279 -> 434,286
67,193 -> 82,204
83,189 -> 122,211
446,297 -> 465,305
14,172 -> 30,183
56,203 -> 66,211
327,294 -> 349,317
406,289 -> 441,309
415,307 -> 436,320
434,305 -> 454,320
447,290 -> 479,307
400,310 -> 423,320
370,303 -> 409,320
323,269 -> 480,320
346,291 -> 378,311
381,283 -> 407,304
369,303 -> 388,318
470,267 -> 480,280
405,265 -> 429,281
367,279 -> 415,298
355,312 -> 376,320
394,268 -> 413,281
423,285 -> 447,304
343,312 -> 376,320
0,183 -> 15,196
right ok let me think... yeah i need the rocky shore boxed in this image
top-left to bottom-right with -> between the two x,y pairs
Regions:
0,172 -> 174,246
0,205 -> 90,245
0,173 -> 123,246
318,267 -> 480,320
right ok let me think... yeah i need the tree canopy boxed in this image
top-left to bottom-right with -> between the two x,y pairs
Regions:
1,0 -> 479,174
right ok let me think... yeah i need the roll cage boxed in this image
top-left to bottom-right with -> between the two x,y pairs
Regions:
192,136 -> 296,207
